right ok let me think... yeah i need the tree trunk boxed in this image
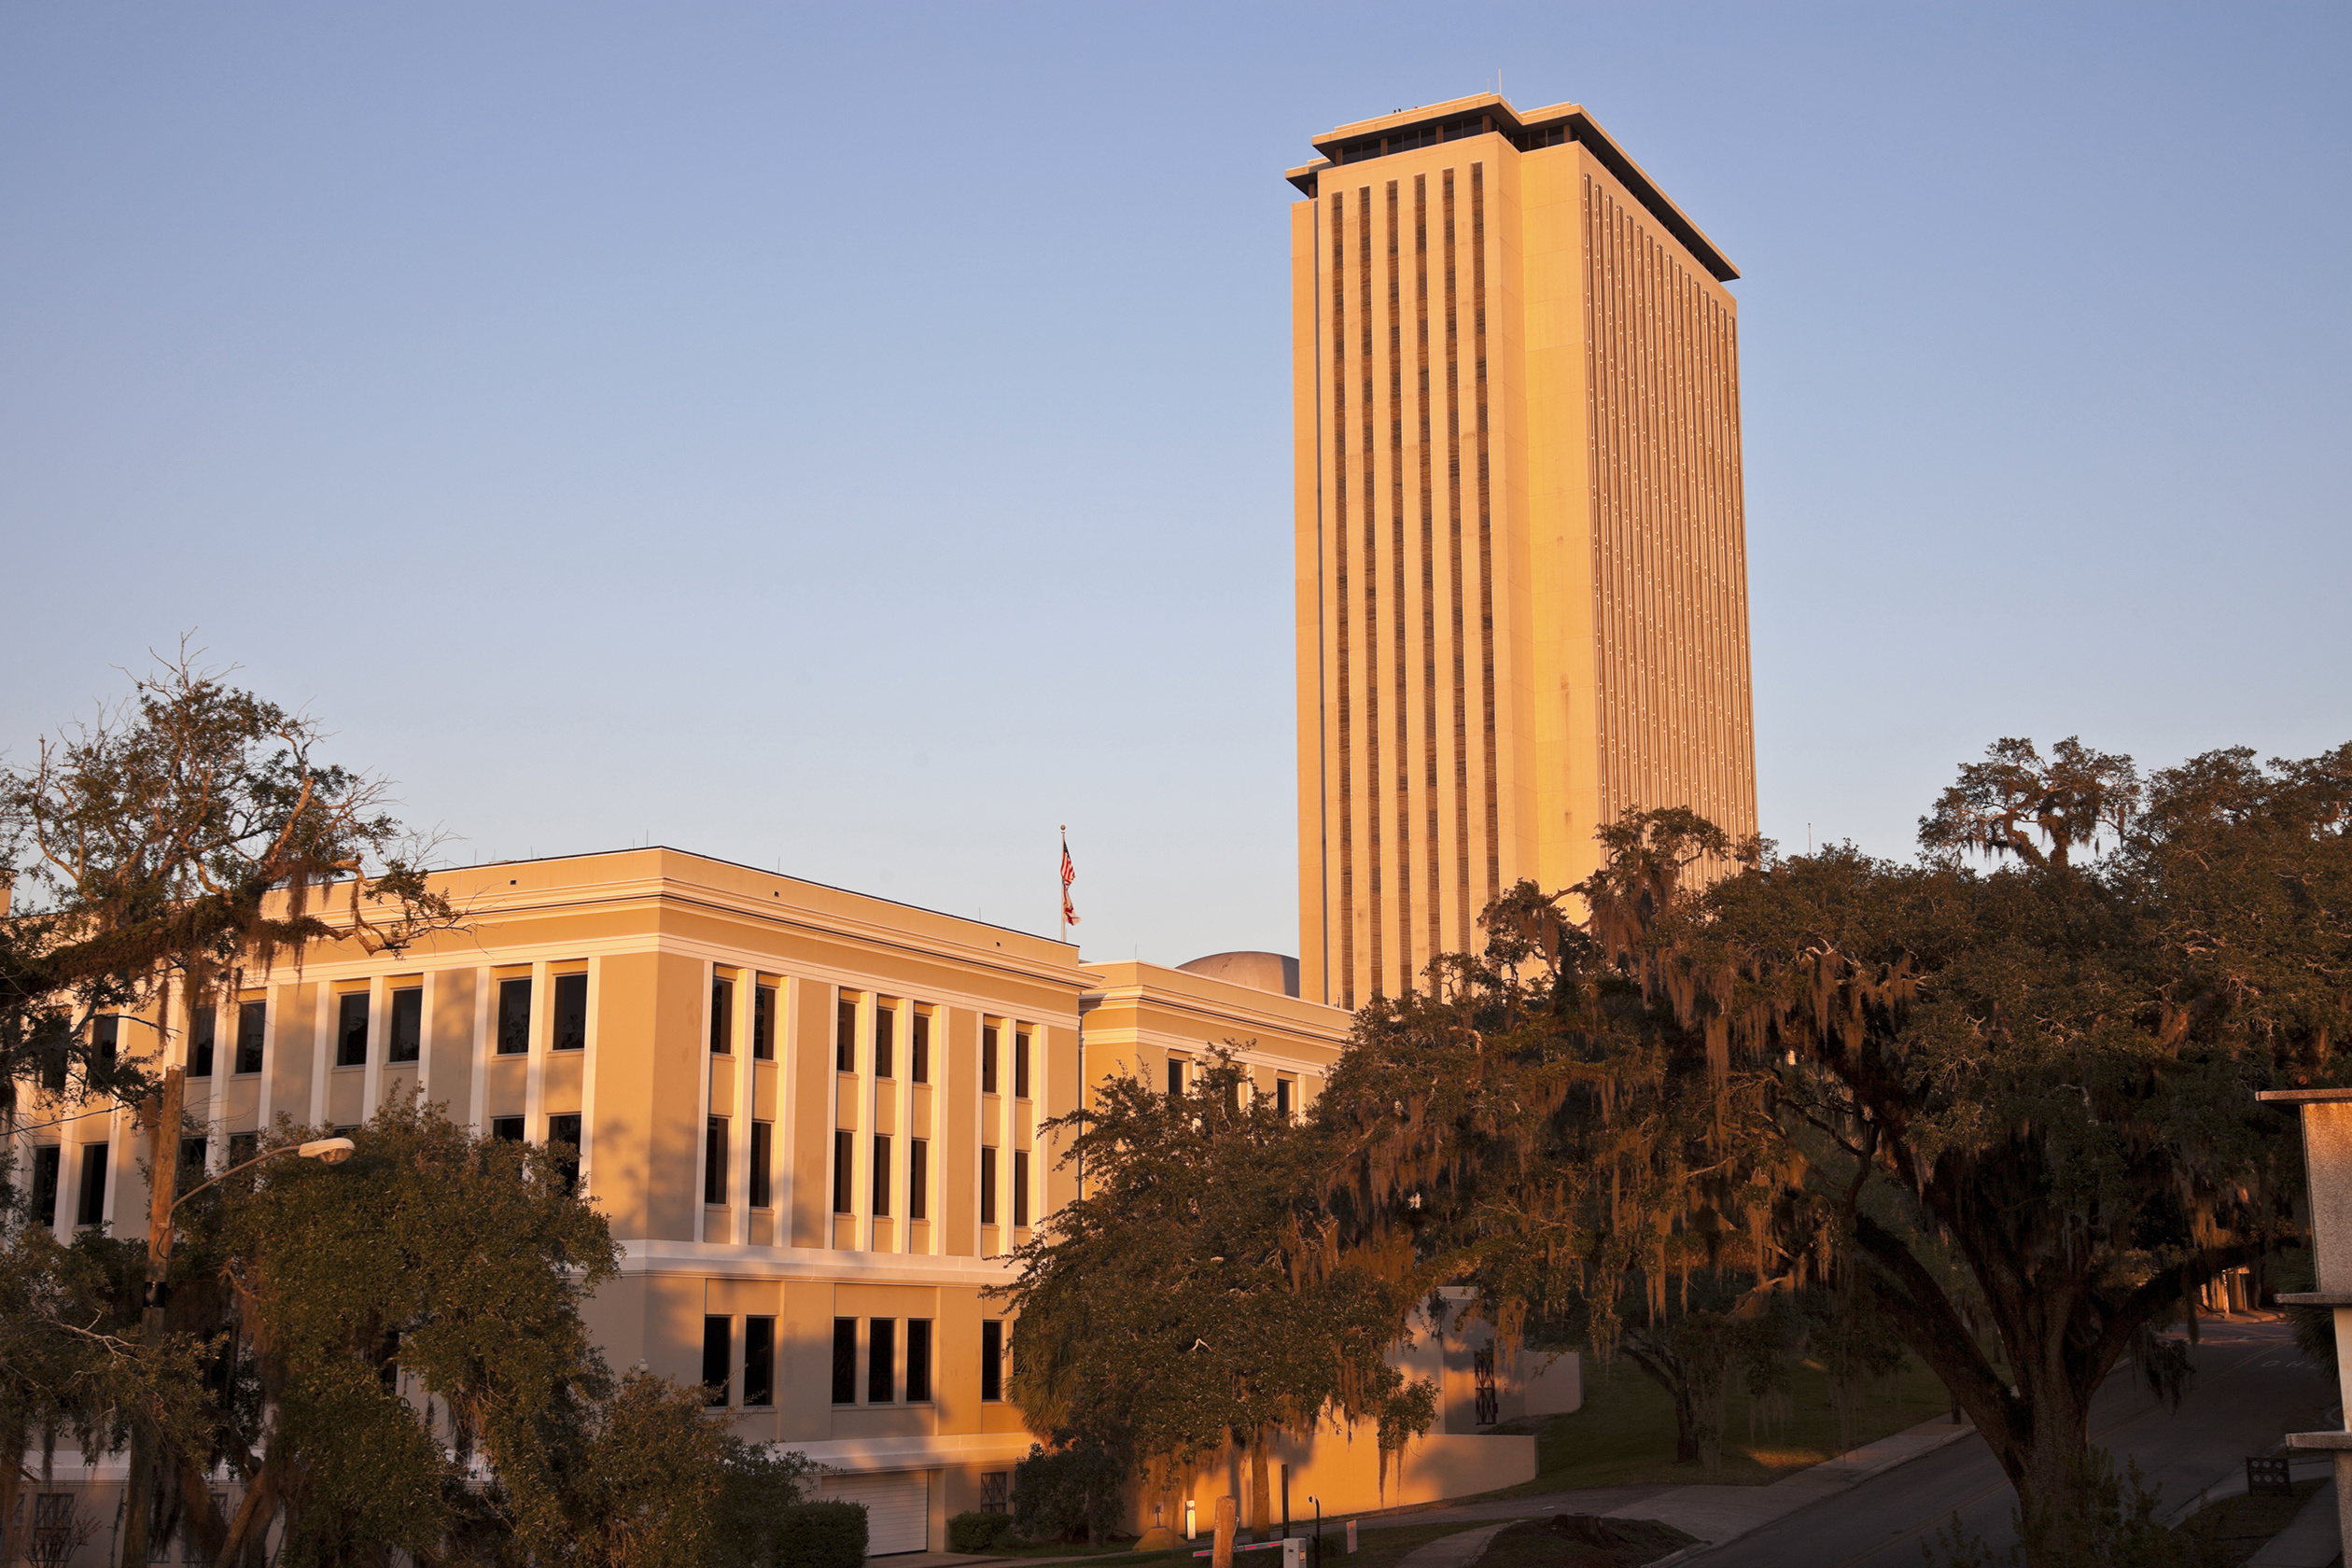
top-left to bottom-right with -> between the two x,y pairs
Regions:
1248,1428 -> 1271,1540
213,1451 -> 279,1568
0,1418 -> 23,1562
1671,1380 -> 1701,1464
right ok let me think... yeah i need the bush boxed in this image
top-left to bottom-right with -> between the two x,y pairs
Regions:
711,1444 -> 828,1567
949,1510 -> 1015,1552
768,1500 -> 867,1568
1011,1441 -> 1125,1545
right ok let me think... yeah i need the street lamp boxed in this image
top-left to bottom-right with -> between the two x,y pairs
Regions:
119,1066 -> 354,1568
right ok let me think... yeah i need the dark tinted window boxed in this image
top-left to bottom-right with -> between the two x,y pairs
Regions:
875,1006 -> 894,1078
552,974 -> 586,1052
872,1135 -> 890,1217
179,1138 -> 208,1183
76,1145 -> 107,1226
1168,1057 -> 1184,1098
1277,1078 -> 1294,1119
979,1145 -> 997,1226
389,988 -> 423,1063
497,978 -> 531,1055
836,997 -> 856,1071
911,1012 -> 930,1083
229,1132 -> 259,1167
1013,1150 -> 1029,1227
749,1122 -> 772,1209
753,985 -> 775,1060
980,1320 -> 1002,1402
702,1316 -> 730,1407
549,1113 -> 581,1195
29,1147 -> 60,1227
909,1139 -> 928,1222
981,1026 -> 999,1094
1015,1031 -> 1030,1099
235,1001 -> 266,1074
833,1129 -> 854,1213
868,1317 -> 895,1404
491,1116 -> 525,1142
336,993 -> 369,1068
832,1318 -> 857,1403
704,1119 -> 727,1205
710,977 -> 734,1055
92,1016 -> 118,1069
189,1011 -> 217,1077
744,1316 -> 775,1407
905,1317 -> 932,1403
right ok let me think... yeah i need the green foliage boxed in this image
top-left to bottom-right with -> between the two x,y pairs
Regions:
710,1440 -> 827,1568
766,1500 -> 869,1568
2271,1251 -> 2335,1379
949,1510 -> 1017,1552
1012,1439 -> 1126,1544
1922,1447 -> 2227,1566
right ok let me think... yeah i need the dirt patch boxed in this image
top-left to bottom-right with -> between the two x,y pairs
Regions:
1474,1515 -> 1695,1568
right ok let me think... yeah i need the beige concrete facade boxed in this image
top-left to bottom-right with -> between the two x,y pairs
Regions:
1289,95 -> 1759,1009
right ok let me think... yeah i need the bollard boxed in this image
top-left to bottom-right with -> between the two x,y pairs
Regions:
1214,1496 -> 1237,1568
2261,1088 -> 2352,1566
1345,1520 -> 1357,1554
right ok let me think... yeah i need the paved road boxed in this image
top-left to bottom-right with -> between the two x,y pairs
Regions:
1689,1318 -> 2332,1568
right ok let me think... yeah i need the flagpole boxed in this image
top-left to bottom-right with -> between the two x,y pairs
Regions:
1058,825 -> 1066,945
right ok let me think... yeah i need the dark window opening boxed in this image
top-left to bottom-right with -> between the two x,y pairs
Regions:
189,1010 -> 217,1077
832,1318 -> 857,1404
979,1146 -> 997,1227
749,1121 -> 772,1208
552,973 -> 586,1052
905,1317 -> 932,1403
548,1113 -> 581,1195
1168,1057 -> 1184,1098
710,977 -> 734,1055
76,1144 -> 107,1226
379,1327 -> 401,1391
1013,1150 -> 1029,1228
705,1119 -> 727,1205
836,997 -> 857,1071
29,1147 -> 60,1227
229,1132 -> 259,1168
981,1472 -> 1009,1515
875,1004 -> 895,1079
981,1026 -> 1000,1094
496,978 -> 531,1055
1277,1078 -> 1295,1119
491,1116 -> 525,1142
1015,1030 -> 1031,1099
872,1135 -> 891,1217
744,1315 -> 775,1407
702,1316 -> 731,1407
909,1139 -> 928,1222
336,993 -> 369,1068
833,1128 -> 854,1213
37,1022 -> 68,1092
911,1011 -> 931,1083
235,1001 -> 266,1074
92,1015 -> 118,1070
389,987 -> 423,1063
179,1137 -> 208,1184
753,985 -> 776,1060
868,1317 -> 895,1404
980,1319 -> 1003,1402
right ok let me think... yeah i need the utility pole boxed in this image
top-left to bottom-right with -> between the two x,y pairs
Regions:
118,1063 -> 184,1568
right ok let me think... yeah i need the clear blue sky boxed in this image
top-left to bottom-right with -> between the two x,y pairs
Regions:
5,4 -> 2345,967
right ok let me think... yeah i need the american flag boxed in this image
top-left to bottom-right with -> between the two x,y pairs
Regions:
1060,831 -> 1080,927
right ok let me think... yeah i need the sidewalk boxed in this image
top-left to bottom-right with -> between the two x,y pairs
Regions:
2247,1483 -> 2344,1568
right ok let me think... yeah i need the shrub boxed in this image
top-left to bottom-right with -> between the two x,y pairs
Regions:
768,1500 -> 867,1568
949,1510 -> 1015,1552
1011,1441 -> 1125,1544
711,1444 -> 827,1567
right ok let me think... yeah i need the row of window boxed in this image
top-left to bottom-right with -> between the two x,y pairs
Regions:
706,1118 -> 786,1209
697,1314 -> 987,1409
1167,1057 -> 1300,1119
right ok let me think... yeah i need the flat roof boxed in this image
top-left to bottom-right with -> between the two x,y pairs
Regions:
1285,93 -> 1738,284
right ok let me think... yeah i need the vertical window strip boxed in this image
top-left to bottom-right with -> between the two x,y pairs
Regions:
1359,184 -> 1382,999
1472,163 -> 1499,903
1386,179 -> 1410,996
1443,170 -> 1471,946
1415,173 -> 1441,966
1329,192 -> 1354,1011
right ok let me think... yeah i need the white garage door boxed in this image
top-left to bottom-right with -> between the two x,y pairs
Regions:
823,1470 -> 930,1556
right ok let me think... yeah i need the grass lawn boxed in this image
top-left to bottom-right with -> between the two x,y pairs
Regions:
2177,1475 -> 2326,1566
1489,1351 -> 1957,1491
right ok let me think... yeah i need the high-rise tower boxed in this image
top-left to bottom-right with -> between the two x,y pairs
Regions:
1289,95 -> 1757,1010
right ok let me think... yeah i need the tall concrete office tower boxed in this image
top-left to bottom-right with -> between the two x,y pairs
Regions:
1288,95 -> 1757,1010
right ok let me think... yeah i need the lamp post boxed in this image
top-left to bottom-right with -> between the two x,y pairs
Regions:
119,1063 -> 353,1568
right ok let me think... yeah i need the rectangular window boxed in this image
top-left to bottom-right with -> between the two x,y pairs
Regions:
979,1145 -> 997,1226
235,1001 -> 266,1074
868,1317 -> 895,1404
38,1023 -> 67,1092
909,1139 -> 928,1222
749,1121 -> 772,1208
552,973 -> 586,1052
872,1134 -> 891,1217
30,1146 -> 60,1227
1276,1077 -> 1295,1120
1168,1057 -> 1185,1098
911,1010 -> 931,1084
491,1116 -> 525,1142
702,1316 -> 731,1407
833,1128 -> 854,1213
832,1318 -> 857,1403
753,984 -> 776,1060
77,1144 -> 107,1226
179,1138 -> 207,1184
744,1316 -> 775,1407
836,996 -> 857,1071
229,1131 -> 259,1167
336,993 -> 369,1068
710,976 -> 734,1055
705,1119 -> 728,1205
189,1010 -> 217,1077
905,1317 -> 933,1403
982,1025 -> 1000,1094
875,1004 -> 895,1079
548,1113 -> 581,1194
980,1319 -> 1003,1402
1013,1150 -> 1029,1227
389,987 -> 423,1063
93,1015 -> 119,1068
1015,1030 -> 1031,1099
497,977 -> 531,1055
